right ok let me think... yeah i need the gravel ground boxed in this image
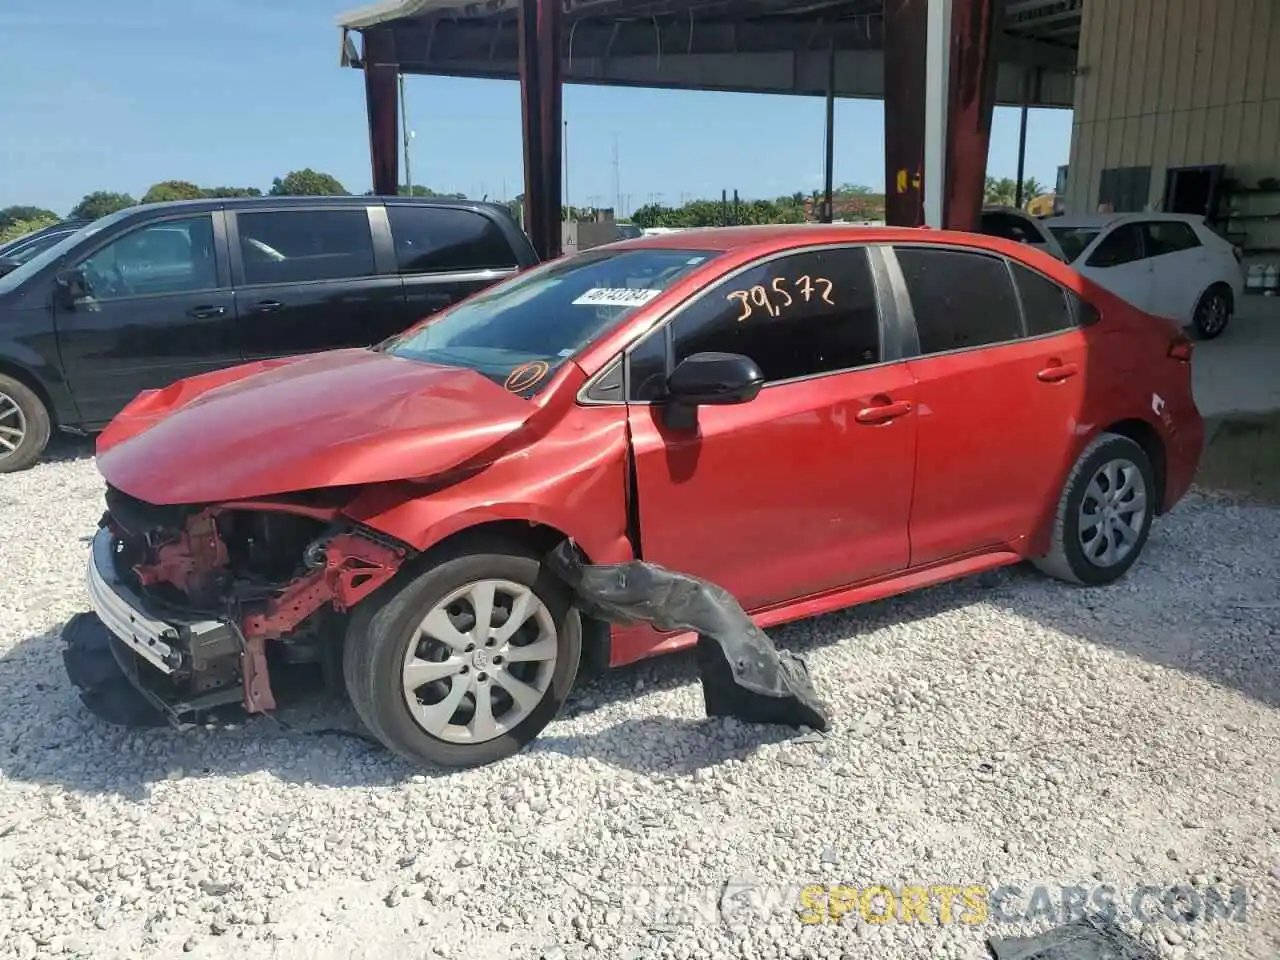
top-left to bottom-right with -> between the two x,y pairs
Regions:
1,447 -> 1278,960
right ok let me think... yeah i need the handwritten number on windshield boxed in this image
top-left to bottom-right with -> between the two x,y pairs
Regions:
505,360 -> 550,392
727,275 -> 834,322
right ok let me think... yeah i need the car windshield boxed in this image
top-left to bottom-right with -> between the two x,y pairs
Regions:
0,212 -> 124,295
1048,227 -> 1102,263
380,247 -> 719,395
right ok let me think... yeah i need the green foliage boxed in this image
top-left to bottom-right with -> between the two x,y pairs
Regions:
629,185 -> 884,230
983,176 -> 1047,208
0,215 -> 60,245
140,180 -> 205,204
203,186 -> 263,198
269,169 -> 349,197
68,191 -> 136,220
0,205 -> 58,232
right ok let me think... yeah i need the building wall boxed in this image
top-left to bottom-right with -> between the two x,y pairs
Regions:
1066,0 -> 1280,214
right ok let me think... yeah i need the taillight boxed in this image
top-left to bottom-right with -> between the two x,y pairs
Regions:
1168,336 -> 1194,363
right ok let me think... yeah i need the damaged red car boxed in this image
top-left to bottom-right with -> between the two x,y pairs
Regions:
64,225 -> 1205,768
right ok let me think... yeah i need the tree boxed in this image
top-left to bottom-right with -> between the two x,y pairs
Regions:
984,176 -> 1046,208
0,214 -> 60,245
69,191 -> 136,220
141,180 -> 205,204
0,205 -> 58,231
203,186 -> 262,198
269,169 -> 349,196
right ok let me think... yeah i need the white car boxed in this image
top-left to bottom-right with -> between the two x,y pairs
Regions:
978,207 -> 1244,340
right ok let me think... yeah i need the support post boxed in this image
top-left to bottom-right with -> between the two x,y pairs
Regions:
823,41 -> 836,224
363,29 -> 399,197
1014,73 -> 1029,209
923,0 -> 952,228
943,0 -> 1002,231
882,0 -> 927,226
518,0 -> 564,261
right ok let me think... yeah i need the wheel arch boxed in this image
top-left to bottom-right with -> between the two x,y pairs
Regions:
1101,418 -> 1168,514
0,355 -> 59,429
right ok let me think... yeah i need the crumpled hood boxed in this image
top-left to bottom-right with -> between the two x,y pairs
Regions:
95,349 -> 541,505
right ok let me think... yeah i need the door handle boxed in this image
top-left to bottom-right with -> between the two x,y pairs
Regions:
252,300 -> 283,313
187,305 -> 226,319
1037,362 -> 1079,383
854,398 -> 913,424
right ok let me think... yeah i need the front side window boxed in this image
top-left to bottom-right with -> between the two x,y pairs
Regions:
77,216 -> 218,300
981,211 -> 1046,247
1142,221 -> 1201,256
387,206 -> 518,273
1085,224 -> 1145,268
236,209 -> 376,285
382,247 -> 720,397
895,247 -> 1022,353
639,246 -> 880,394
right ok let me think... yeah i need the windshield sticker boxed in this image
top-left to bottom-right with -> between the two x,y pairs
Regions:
557,348 -> 575,357
505,360 -> 550,393
686,256 -> 707,265
572,287 -> 663,307
727,275 -> 834,322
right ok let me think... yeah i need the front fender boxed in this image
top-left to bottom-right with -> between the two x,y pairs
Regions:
0,335 -> 80,425
340,407 -> 635,566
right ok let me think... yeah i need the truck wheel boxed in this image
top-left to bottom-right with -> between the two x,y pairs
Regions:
0,373 -> 52,474
1032,432 -> 1157,587
342,539 -> 582,769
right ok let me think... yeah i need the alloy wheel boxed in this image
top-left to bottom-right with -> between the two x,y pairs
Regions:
0,391 -> 27,460
1197,293 -> 1229,337
1077,457 -> 1149,568
401,579 -> 558,744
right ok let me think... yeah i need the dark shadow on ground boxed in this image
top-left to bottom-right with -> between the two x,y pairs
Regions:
1195,411 -> 1280,504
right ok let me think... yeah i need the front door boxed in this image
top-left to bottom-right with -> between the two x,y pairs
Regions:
625,245 -> 917,612
54,212 -> 242,425
888,245 -> 1087,565
228,206 -> 406,359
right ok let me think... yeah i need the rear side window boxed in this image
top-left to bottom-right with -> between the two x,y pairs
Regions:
1085,224 -> 1144,267
661,246 -> 881,388
895,247 -> 1022,353
1010,261 -> 1074,335
1142,221 -> 1201,256
237,209 -> 376,284
388,206 -> 518,273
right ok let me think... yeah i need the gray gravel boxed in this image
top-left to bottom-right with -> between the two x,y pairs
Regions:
1,447 -> 1278,960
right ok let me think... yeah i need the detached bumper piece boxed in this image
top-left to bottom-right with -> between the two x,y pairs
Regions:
547,539 -> 830,732
987,915 -> 1160,959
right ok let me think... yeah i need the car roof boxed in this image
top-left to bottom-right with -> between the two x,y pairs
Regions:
1044,212 -> 1205,230
606,223 -> 1017,253
104,195 -> 514,217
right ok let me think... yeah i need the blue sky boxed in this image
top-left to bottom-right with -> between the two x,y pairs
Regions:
0,0 -> 1073,218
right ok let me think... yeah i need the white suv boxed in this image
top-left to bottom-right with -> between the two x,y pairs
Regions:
979,207 -> 1244,340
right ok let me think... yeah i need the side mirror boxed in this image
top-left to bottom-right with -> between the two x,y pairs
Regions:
662,351 -> 764,430
54,267 -> 90,304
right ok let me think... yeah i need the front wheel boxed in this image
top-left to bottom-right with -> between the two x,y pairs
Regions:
0,373 -> 52,474
1032,432 -> 1157,586
342,539 -> 582,769
1191,285 -> 1232,340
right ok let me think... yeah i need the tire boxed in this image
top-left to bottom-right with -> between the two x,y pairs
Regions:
342,537 -> 582,769
1191,284 -> 1232,340
0,373 -> 52,474
1032,432 -> 1157,587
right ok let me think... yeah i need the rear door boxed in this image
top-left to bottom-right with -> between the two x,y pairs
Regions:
1075,222 -> 1156,313
386,204 -> 524,333
54,210 -> 241,424
625,244 -> 918,611
1139,219 -> 1208,322
888,244 -> 1087,565
227,204 -> 406,359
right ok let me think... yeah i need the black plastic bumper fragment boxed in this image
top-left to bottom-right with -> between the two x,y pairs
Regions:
61,612 -> 168,728
987,915 -> 1161,960
546,539 -> 830,732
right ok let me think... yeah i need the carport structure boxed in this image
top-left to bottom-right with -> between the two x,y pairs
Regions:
335,0 -> 1081,259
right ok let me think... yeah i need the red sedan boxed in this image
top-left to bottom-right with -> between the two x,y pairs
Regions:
72,225 -> 1204,768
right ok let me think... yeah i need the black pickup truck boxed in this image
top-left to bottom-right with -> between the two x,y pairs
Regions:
0,196 -> 540,472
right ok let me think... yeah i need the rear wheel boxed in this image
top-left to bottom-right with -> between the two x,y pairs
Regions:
342,539 -> 582,769
1191,284 -> 1232,340
1032,432 -> 1157,586
0,373 -> 52,474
